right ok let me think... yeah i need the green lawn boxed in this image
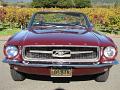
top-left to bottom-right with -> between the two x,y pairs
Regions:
0,28 -> 20,36
0,28 -> 120,36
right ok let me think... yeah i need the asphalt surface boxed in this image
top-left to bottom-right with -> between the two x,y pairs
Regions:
0,38 -> 120,90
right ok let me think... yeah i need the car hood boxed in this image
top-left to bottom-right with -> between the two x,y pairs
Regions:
7,29 -> 114,46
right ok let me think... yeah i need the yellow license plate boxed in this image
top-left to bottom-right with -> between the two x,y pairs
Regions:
51,68 -> 72,77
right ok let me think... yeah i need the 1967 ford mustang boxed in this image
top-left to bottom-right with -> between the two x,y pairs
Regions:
2,11 -> 119,82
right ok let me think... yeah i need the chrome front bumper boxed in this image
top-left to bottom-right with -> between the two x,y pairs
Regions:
2,59 -> 119,68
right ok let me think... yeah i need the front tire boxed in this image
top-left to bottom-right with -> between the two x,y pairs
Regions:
10,69 -> 26,81
95,70 -> 109,82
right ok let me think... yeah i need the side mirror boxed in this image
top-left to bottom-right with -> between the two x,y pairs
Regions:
21,25 -> 26,30
90,23 -> 94,28
88,23 -> 94,31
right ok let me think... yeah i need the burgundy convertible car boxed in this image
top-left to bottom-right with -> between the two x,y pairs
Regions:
2,12 -> 119,82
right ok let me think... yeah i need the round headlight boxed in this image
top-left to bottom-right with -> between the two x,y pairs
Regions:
104,46 -> 116,58
5,46 -> 18,58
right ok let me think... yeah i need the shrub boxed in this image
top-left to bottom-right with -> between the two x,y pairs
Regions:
0,7 -> 120,34
31,0 -> 91,8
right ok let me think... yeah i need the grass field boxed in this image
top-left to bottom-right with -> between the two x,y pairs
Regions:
0,28 -> 120,36
0,28 -> 20,35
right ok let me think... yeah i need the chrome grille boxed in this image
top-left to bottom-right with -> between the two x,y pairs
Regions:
23,46 -> 99,62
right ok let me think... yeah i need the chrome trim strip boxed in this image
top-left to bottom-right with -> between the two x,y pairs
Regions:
2,59 -> 119,68
30,50 -> 94,54
22,45 -> 100,62
30,50 -> 52,53
71,51 -> 94,54
21,59 -> 98,62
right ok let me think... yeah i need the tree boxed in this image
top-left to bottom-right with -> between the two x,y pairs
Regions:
31,0 -> 91,8
0,0 -> 8,7
74,0 -> 91,8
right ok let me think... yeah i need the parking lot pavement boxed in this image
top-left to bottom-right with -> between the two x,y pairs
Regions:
0,38 -> 120,90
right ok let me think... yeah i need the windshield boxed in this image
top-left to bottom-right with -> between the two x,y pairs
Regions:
29,12 -> 90,29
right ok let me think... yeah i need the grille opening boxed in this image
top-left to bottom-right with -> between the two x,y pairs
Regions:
23,46 -> 99,62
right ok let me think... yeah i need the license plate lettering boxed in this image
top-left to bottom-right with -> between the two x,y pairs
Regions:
51,68 -> 72,77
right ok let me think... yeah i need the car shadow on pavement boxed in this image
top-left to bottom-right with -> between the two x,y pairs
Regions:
54,88 -> 65,90
25,74 -> 95,83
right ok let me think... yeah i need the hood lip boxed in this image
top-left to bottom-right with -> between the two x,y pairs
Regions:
22,44 -> 100,47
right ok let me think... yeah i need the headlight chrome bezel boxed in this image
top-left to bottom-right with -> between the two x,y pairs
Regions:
103,46 -> 116,59
5,46 -> 19,59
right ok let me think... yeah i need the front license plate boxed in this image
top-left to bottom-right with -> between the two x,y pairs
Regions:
51,68 -> 72,77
